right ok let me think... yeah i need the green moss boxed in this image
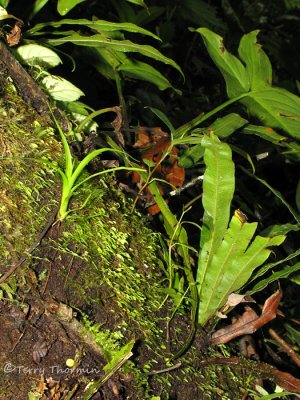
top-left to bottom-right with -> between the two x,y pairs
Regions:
48,177 -> 165,341
0,86 -> 167,396
0,91 -> 60,275
0,84 -> 267,400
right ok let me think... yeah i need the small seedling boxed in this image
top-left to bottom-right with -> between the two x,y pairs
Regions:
50,107 -> 144,221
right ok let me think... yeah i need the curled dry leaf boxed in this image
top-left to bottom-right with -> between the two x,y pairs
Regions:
111,106 -> 125,147
211,290 -> 282,345
226,293 -> 255,308
6,21 -> 23,46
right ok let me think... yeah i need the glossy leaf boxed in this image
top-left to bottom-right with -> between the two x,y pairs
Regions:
238,30 -> 272,90
198,210 -> 285,325
242,87 -> 300,139
208,113 -> 248,138
242,124 -> 287,144
42,74 -> 84,101
178,142 -> 204,168
197,27 -> 250,98
57,0 -> 87,16
178,114 -> 247,168
118,59 -> 176,91
261,223 -> 300,237
28,18 -> 160,41
16,44 -> 62,68
198,28 -> 300,139
47,33 -> 183,76
197,134 -> 235,288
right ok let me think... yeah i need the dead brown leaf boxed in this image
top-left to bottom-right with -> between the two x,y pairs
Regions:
272,369 -> 300,393
111,106 -> 125,147
6,21 -> 23,46
211,290 -> 282,345
226,293 -> 255,308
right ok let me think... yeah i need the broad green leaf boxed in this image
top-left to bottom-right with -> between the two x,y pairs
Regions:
197,134 -> 235,288
238,30 -> 272,90
198,211 -> 285,325
117,59 -> 175,91
42,74 -> 84,101
47,33 -> 183,76
242,124 -> 287,144
209,113 -> 248,138
57,0 -> 87,16
16,44 -> 62,68
197,29 -> 300,139
27,18 -> 160,41
197,28 -> 250,98
225,234 -> 285,294
198,211 -> 257,324
242,87 -> 300,139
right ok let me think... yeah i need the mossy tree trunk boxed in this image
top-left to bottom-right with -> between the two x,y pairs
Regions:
0,43 -> 269,400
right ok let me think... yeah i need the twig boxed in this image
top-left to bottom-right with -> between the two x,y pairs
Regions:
268,328 -> 300,368
147,362 -> 182,375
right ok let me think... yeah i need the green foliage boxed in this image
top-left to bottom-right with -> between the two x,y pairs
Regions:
196,134 -> 285,325
57,0 -> 87,16
25,17 -> 182,92
3,0 -> 300,368
50,109 -> 144,221
197,28 -> 300,139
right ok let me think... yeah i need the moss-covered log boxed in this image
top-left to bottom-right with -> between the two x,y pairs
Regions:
0,45 -> 282,400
